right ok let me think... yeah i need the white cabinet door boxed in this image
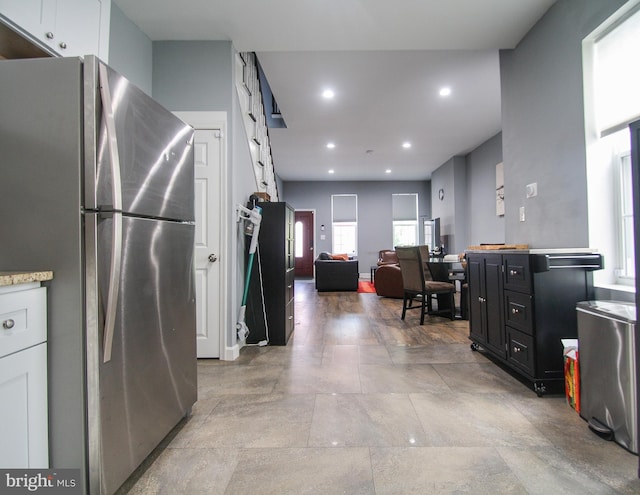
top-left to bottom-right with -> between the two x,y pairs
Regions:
0,0 -> 56,42
54,0 -> 101,57
0,0 -> 106,59
0,343 -> 49,468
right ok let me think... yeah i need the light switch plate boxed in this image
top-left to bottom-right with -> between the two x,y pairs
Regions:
519,206 -> 526,222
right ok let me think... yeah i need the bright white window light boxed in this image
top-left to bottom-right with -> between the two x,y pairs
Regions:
322,89 -> 335,99
326,142 -> 335,149
295,221 -> 303,258
402,142 -> 412,149
439,87 -> 451,97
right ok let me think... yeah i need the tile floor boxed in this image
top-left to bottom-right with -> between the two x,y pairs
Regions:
122,279 -> 640,494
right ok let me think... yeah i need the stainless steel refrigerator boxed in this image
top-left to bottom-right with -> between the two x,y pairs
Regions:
630,118 -> 640,477
0,56 -> 197,494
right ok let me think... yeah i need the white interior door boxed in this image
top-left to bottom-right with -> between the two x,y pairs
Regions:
193,129 -> 222,357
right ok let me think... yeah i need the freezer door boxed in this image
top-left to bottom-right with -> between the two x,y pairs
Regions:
87,57 -> 195,222
91,215 -> 197,494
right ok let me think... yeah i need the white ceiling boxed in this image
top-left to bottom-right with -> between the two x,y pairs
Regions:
114,0 -> 557,181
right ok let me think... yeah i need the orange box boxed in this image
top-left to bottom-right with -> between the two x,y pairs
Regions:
562,339 -> 580,413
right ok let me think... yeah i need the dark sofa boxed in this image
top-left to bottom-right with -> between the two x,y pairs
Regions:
314,252 -> 359,291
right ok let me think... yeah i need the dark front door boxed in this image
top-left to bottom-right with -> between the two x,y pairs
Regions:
294,210 -> 314,277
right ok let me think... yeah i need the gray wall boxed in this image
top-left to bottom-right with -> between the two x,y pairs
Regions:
431,156 -> 467,253
282,180 -> 431,272
108,3 -> 153,95
500,0 -> 625,248
466,132 -> 504,246
152,41 -> 233,112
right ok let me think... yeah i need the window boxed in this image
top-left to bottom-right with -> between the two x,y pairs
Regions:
331,194 -> 357,255
584,2 -> 640,287
295,221 -> 304,258
617,151 -> 634,281
392,193 -> 418,247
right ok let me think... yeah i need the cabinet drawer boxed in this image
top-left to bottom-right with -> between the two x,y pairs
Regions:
0,287 -> 47,358
504,290 -> 533,335
506,327 -> 534,377
503,254 -> 532,293
286,269 -> 295,303
285,299 -> 295,342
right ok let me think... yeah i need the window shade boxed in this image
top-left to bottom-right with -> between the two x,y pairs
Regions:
392,194 -> 417,221
332,195 -> 357,222
594,6 -> 640,135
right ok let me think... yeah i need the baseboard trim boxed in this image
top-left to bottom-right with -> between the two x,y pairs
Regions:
222,343 -> 240,361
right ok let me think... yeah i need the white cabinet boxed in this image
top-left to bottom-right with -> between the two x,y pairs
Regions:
0,0 -> 110,60
49,0 -> 102,56
0,0 -> 56,42
0,283 -> 48,468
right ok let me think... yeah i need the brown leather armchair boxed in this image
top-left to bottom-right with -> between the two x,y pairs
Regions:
377,249 -> 399,265
374,264 -> 404,298
374,249 -> 403,298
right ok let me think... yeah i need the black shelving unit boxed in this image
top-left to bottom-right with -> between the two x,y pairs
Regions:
245,202 -> 295,345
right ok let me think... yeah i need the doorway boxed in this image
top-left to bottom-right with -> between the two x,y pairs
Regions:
174,111 -> 228,359
294,210 -> 314,278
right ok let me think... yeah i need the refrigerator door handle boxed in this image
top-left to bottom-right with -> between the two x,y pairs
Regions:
99,62 -> 123,363
103,211 -> 122,363
98,62 -> 123,212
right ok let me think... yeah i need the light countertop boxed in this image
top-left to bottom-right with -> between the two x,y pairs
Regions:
527,248 -> 598,254
0,271 -> 54,287
465,248 -> 598,255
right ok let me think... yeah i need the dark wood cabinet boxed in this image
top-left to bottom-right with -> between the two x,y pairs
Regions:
246,202 -> 295,345
467,251 -> 602,395
468,253 -> 505,358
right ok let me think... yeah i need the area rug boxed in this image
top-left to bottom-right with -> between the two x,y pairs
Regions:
357,281 -> 376,293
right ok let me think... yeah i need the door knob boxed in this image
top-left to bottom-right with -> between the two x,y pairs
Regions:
208,254 -> 218,263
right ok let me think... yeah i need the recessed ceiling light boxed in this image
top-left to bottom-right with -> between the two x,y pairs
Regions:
385,169 -> 392,174
322,89 -> 335,99
402,142 -> 412,149
326,142 -> 335,149
328,169 -> 335,174
439,87 -> 451,97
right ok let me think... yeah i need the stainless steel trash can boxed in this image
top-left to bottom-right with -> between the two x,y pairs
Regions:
576,300 -> 637,454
